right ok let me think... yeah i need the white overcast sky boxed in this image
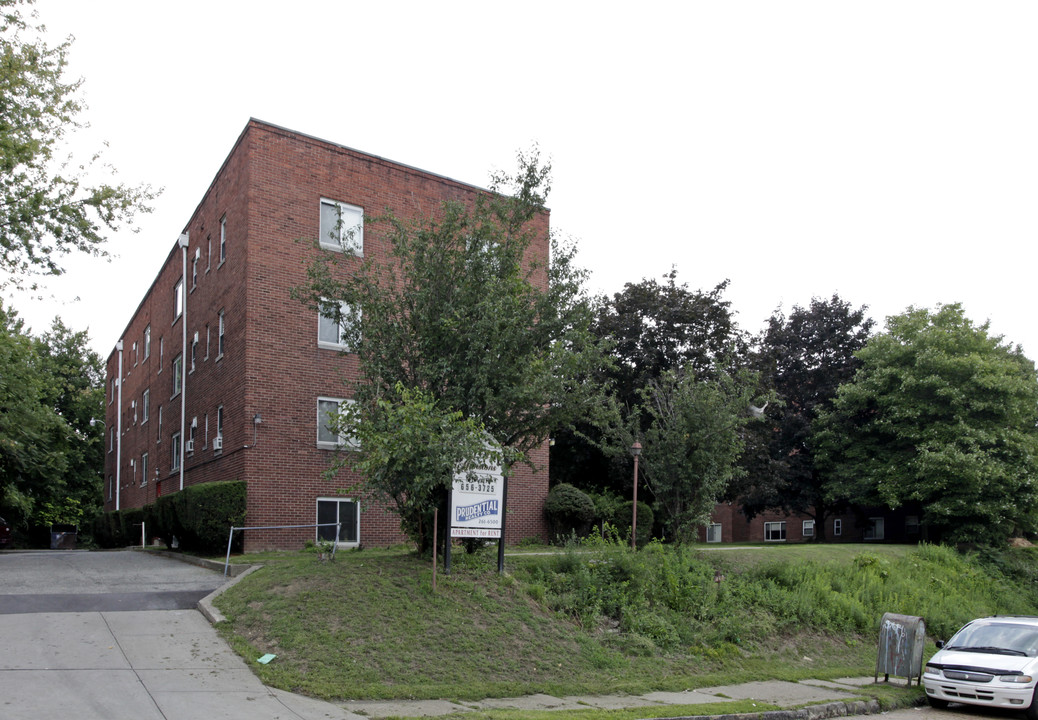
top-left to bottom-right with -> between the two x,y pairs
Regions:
11,1 -> 1038,362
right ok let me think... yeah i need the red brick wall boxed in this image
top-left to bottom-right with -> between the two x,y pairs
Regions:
104,120 -> 550,551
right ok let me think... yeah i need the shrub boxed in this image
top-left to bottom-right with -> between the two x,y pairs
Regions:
611,501 -> 654,547
544,483 -> 596,542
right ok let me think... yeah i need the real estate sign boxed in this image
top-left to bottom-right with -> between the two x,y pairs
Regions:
450,452 -> 504,538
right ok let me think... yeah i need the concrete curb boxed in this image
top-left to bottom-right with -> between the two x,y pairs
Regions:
128,546 -> 261,624
651,699 -> 882,720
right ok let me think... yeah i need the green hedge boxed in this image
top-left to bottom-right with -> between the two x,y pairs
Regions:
92,481 -> 246,554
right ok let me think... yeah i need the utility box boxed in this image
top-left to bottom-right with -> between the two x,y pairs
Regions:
876,612 -> 926,686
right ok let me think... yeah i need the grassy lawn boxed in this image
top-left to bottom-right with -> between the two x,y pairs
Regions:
210,540 -> 1038,712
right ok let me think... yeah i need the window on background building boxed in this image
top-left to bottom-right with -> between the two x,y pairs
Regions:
189,420 -> 196,454
132,341 -> 138,366
109,427 -> 114,453
141,453 -> 148,486
109,377 -> 115,404
764,521 -> 787,542
206,234 -> 212,272
317,497 -> 359,546
905,515 -> 920,536
173,279 -> 184,322
317,397 -> 357,448
171,432 -> 181,471
318,299 -> 360,350
219,215 -> 227,263
204,413 -> 209,448
191,250 -> 199,289
108,476 -> 113,501
319,198 -> 363,255
833,518 -> 842,536
802,519 -> 815,537
706,523 -> 722,543
217,310 -> 225,358
142,388 -> 150,423
204,324 -> 210,360
157,405 -> 162,443
172,354 -> 182,397
864,517 -> 885,541
159,336 -> 164,370
144,325 -> 151,360
190,333 -> 198,373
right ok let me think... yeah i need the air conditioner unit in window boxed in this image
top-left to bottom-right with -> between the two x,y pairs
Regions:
185,439 -> 194,453
213,436 -> 223,451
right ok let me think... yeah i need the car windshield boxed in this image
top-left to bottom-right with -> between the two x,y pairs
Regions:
945,622 -> 1038,657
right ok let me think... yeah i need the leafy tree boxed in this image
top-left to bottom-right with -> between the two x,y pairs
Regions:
552,271 -> 743,495
737,295 -> 874,539
814,304 -> 1038,545
0,306 -> 102,534
0,0 -> 157,289
297,150 -> 606,550
637,363 -> 764,541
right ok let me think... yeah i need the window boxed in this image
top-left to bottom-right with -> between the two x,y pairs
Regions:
905,515 -> 920,535
706,523 -> 722,543
189,419 -> 196,454
319,198 -> 363,255
173,279 -> 184,322
764,521 -> 787,542
132,399 -> 137,424
216,405 -> 224,449
109,377 -> 115,404
864,517 -> 885,541
219,215 -> 227,263
217,310 -> 225,358
159,336 -> 164,370
802,519 -> 815,538
833,518 -> 842,536
172,354 -> 182,397
190,333 -> 198,373
132,341 -> 138,366
108,476 -> 113,501
318,299 -> 360,350
142,389 -> 150,423
141,453 -> 148,486
191,249 -> 199,289
317,397 -> 356,448
204,324 -> 210,360
206,234 -> 212,272
143,325 -> 151,360
109,427 -> 114,453
157,405 -> 162,443
204,413 -> 209,448
317,498 -> 359,546
171,432 -> 181,471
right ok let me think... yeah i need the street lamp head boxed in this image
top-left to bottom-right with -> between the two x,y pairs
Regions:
630,441 -> 642,457
90,418 -> 104,427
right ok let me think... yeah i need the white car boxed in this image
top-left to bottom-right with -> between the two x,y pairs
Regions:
923,616 -> 1038,718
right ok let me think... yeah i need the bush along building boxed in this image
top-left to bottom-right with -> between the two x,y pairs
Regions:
101,120 -> 551,551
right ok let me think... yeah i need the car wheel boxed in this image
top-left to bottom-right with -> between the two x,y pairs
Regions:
926,695 -> 950,710
1026,689 -> 1038,720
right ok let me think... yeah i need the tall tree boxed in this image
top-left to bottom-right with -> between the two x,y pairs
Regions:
552,271 -> 743,496
0,0 -> 156,289
814,304 -> 1038,545
297,150 -> 606,550
637,363 -> 763,542
737,295 -> 874,539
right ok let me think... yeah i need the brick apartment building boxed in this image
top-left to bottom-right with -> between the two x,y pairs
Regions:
699,503 -> 924,544
101,119 -> 551,551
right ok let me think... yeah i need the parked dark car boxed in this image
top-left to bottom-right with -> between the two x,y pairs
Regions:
0,516 -> 11,548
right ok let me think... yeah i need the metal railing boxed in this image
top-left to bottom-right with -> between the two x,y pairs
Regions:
224,522 -> 341,576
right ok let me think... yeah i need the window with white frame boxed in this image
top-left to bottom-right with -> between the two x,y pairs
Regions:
132,341 -> 138,366
764,521 -> 787,542
219,215 -> 227,263
157,405 -> 162,443
172,354 -> 182,398
171,432 -> 181,470
833,518 -> 842,536
141,452 -> 148,486
109,427 -> 114,453
216,405 -> 224,449
217,310 -> 225,358
802,519 -> 815,538
191,251 -> 198,289
318,299 -> 360,350
206,234 -> 212,272
173,279 -> 184,322
142,388 -> 149,423
190,333 -> 198,373
864,517 -> 885,541
319,198 -> 363,255
317,497 -> 359,546
706,523 -> 722,543
317,397 -> 357,448
144,325 -> 151,360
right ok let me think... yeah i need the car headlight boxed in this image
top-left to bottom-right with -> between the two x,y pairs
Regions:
999,675 -> 1033,683
925,664 -> 943,677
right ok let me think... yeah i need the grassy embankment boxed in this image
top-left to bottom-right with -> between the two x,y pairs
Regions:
212,539 -> 1038,713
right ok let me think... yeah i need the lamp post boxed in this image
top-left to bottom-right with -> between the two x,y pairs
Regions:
630,441 -> 642,550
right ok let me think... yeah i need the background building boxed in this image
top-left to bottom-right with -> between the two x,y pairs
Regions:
101,120 -> 551,550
